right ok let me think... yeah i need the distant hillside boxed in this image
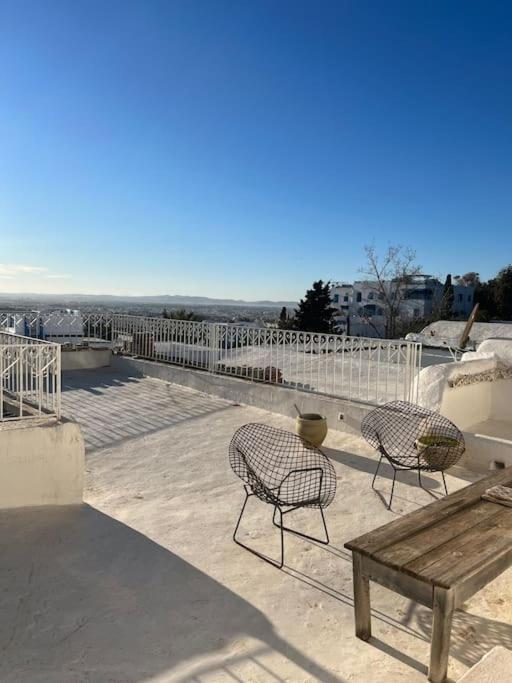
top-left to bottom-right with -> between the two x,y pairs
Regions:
0,292 -> 297,308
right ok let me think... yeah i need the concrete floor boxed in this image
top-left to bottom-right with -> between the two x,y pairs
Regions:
1,367 -> 511,682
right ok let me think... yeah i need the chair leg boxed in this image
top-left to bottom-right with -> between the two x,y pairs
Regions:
233,488 -> 251,543
372,454 -> 383,490
372,454 -> 397,510
233,489 -> 284,569
273,504 -> 330,545
388,468 -> 397,510
441,471 -> 448,496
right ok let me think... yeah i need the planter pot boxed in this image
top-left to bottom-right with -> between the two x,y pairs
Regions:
295,414 -> 328,447
415,435 -> 462,471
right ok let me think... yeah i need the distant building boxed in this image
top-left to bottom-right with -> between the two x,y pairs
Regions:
331,276 -> 474,337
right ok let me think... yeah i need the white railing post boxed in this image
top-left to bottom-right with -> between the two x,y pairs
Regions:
209,324 -> 219,373
55,344 -> 62,420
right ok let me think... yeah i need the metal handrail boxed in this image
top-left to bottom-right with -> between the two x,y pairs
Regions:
0,332 -> 61,422
0,312 -> 422,406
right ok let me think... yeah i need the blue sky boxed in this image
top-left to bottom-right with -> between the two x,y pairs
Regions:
1,0 -> 511,300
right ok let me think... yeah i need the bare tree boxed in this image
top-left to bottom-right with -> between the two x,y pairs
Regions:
359,245 -> 422,338
454,272 -> 480,287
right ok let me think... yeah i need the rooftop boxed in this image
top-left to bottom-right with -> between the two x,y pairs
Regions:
1,367 -> 510,682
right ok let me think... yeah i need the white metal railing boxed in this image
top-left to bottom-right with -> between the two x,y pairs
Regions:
0,311 -> 114,342
0,331 -> 61,422
111,314 -> 422,404
0,312 -> 422,405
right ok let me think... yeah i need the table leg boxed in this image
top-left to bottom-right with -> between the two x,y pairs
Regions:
428,586 -> 455,683
353,552 -> 371,640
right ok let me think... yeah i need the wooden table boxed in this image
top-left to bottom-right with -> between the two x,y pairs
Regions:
345,466 -> 512,682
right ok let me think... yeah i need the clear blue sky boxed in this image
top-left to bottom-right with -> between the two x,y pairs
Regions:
1,0 -> 511,300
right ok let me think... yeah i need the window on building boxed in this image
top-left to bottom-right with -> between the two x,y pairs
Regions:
344,294 -> 349,302
468,294 -> 472,302
368,292 -> 374,300
378,293 -> 384,300
333,294 -> 339,303
458,293 -> 463,303
356,292 -> 362,302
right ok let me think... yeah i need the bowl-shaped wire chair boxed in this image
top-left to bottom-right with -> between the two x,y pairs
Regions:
229,423 -> 337,568
361,401 -> 465,509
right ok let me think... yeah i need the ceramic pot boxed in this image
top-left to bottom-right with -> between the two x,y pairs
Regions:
295,413 -> 328,446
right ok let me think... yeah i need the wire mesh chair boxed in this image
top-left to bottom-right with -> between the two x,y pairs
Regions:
361,400 -> 465,510
229,423 -> 337,568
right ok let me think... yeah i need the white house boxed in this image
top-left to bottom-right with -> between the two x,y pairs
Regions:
331,276 -> 474,337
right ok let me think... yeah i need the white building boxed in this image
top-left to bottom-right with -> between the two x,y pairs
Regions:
331,276 -> 475,337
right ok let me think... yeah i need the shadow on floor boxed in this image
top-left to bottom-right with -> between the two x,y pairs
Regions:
413,602 -> 512,670
281,538 -> 512,679
322,446 -> 441,490
0,504 -> 346,683
62,367 -> 234,452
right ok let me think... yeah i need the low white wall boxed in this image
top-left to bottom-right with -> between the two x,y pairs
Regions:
440,382 -> 493,430
417,340 -> 512,472
62,348 -> 111,371
112,355 -> 372,435
0,418 -> 84,509
489,376 -> 512,422
463,432 -> 512,472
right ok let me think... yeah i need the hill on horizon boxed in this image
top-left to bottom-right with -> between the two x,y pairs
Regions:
0,292 -> 297,309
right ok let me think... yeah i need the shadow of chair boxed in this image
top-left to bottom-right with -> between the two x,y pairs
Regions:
322,446 -> 441,489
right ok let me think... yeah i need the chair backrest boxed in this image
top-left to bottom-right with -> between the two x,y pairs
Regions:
229,423 -> 336,507
361,400 -> 465,470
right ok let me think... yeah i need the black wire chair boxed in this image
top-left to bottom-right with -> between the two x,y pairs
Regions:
361,400 -> 465,510
229,423 -> 337,568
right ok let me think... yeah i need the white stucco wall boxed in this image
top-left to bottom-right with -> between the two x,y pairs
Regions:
61,348 -> 111,371
417,340 -> 512,471
489,378 -> 512,422
0,418 -> 84,509
417,357 -> 495,422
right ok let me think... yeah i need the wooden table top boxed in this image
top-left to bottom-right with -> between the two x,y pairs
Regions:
345,467 -> 512,590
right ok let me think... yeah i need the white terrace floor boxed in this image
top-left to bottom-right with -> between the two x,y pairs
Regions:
1,367 -> 512,683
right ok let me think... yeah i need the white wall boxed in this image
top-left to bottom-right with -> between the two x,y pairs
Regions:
439,381 -> 493,430
417,340 -> 512,472
62,348 -> 111,371
490,380 -> 512,422
0,418 -> 84,509
112,355 -> 371,435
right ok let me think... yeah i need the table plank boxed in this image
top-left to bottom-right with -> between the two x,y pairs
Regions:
375,501 -> 504,572
414,507 -> 512,588
345,468 -> 512,558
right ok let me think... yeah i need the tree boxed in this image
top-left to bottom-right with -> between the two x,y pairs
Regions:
494,265 -> 512,320
294,280 -> 335,333
474,278 -> 497,320
162,308 -> 202,321
277,306 -> 295,330
359,245 -> 422,338
439,274 -> 454,319
455,272 -> 480,287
